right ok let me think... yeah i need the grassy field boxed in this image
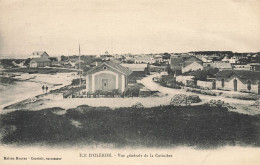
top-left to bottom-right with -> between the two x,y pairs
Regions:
1,105 -> 260,148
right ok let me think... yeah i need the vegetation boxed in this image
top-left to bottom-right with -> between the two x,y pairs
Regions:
124,83 -> 144,97
3,68 -> 76,73
183,68 -> 219,81
222,93 -> 258,101
171,94 -> 201,106
0,76 -> 21,84
186,88 -> 218,96
1,105 -> 260,148
155,75 -> 182,89
0,59 -> 24,68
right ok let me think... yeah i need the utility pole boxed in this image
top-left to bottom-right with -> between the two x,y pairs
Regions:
79,44 -> 82,87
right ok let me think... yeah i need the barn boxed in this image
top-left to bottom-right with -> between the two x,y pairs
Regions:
84,61 -> 132,94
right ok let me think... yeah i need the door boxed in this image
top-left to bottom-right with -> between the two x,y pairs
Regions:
234,79 -> 237,91
212,80 -> 216,89
102,79 -> 108,91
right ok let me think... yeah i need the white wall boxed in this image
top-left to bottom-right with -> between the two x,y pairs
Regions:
176,76 -> 194,85
197,80 -> 213,89
182,62 -> 203,73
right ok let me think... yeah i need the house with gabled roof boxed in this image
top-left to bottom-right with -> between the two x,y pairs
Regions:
30,51 -> 49,59
203,61 -> 232,71
182,56 -> 203,73
29,51 -> 51,67
170,55 -> 203,74
84,61 -> 132,94
215,70 -> 260,94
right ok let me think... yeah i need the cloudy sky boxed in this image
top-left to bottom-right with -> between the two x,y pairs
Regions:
0,0 -> 259,57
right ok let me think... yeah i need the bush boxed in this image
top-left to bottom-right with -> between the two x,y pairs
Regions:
187,95 -> 201,103
171,94 -> 201,106
186,88 -> 217,96
132,102 -> 144,108
222,93 -> 258,100
205,100 -> 236,110
1,105 -> 260,147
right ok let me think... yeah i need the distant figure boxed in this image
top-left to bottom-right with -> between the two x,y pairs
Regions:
46,86 -> 48,93
42,85 -> 45,93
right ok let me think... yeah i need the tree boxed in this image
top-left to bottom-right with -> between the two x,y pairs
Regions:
163,53 -> 171,60
61,55 -> 68,61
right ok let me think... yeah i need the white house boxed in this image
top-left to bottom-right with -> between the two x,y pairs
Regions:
215,70 -> 260,94
84,61 -> 132,94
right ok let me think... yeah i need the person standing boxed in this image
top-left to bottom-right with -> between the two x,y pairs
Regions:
46,86 -> 48,94
42,85 -> 45,94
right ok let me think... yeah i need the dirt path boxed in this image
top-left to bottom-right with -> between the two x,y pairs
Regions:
139,73 -> 259,115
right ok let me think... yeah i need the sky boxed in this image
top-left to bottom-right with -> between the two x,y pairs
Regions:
0,0 -> 260,58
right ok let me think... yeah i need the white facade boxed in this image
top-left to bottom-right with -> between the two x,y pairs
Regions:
182,62 -> 203,73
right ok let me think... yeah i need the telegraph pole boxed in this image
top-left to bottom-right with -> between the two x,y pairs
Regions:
79,44 -> 82,87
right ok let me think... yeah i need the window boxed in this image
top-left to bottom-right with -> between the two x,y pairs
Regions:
103,66 -> 107,70
221,79 -> 225,88
247,80 -> 252,91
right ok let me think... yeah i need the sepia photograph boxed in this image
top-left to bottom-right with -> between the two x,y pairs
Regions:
0,0 -> 260,164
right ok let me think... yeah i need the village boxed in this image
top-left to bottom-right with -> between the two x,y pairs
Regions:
1,50 -> 260,114
1,0 -> 260,163
1,49 -> 260,148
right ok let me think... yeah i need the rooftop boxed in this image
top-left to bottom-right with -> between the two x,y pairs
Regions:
216,70 -> 260,80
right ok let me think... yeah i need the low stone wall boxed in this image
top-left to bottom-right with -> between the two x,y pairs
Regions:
176,76 -> 194,85
197,80 -> 213,89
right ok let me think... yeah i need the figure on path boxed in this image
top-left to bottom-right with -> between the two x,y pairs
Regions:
42,85 -> 45,94
46,86 -> 48,94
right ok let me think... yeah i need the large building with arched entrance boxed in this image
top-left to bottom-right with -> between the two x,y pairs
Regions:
215,70 -> 260,94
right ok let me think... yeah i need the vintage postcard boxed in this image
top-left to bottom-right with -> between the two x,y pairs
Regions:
0,0 -> 260,164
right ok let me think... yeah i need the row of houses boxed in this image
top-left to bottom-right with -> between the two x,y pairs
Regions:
175,69 -> 260,94
83,59 -> 260,95
170,54 -> 260,74
27,50 -> 260,95
170,54 -> 260,94
215,70 -> 260,94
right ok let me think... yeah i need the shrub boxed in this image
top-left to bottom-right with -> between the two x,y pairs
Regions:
222,93 -> 258,100
132,102 -> 144,108
171,94 -> 201,105
1,105 -> 260,147
187,95 -> 201,103
186,88 -> 217,96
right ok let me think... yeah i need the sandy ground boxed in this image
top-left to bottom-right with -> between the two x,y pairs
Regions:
1,73 -> 259,115
0,72 -> 77,110
27,96 -> 173,111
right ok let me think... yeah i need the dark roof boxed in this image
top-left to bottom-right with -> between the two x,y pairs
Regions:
32,51 -> 49,56
184,56 -> 203,62
182,61 -> 203,68
31,57 -> 50,62
215,70 -> 234,78
171,56 -> 202,67
86,61 -> 132,76
216,70 -> 260,80
170,57 -> 183,66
